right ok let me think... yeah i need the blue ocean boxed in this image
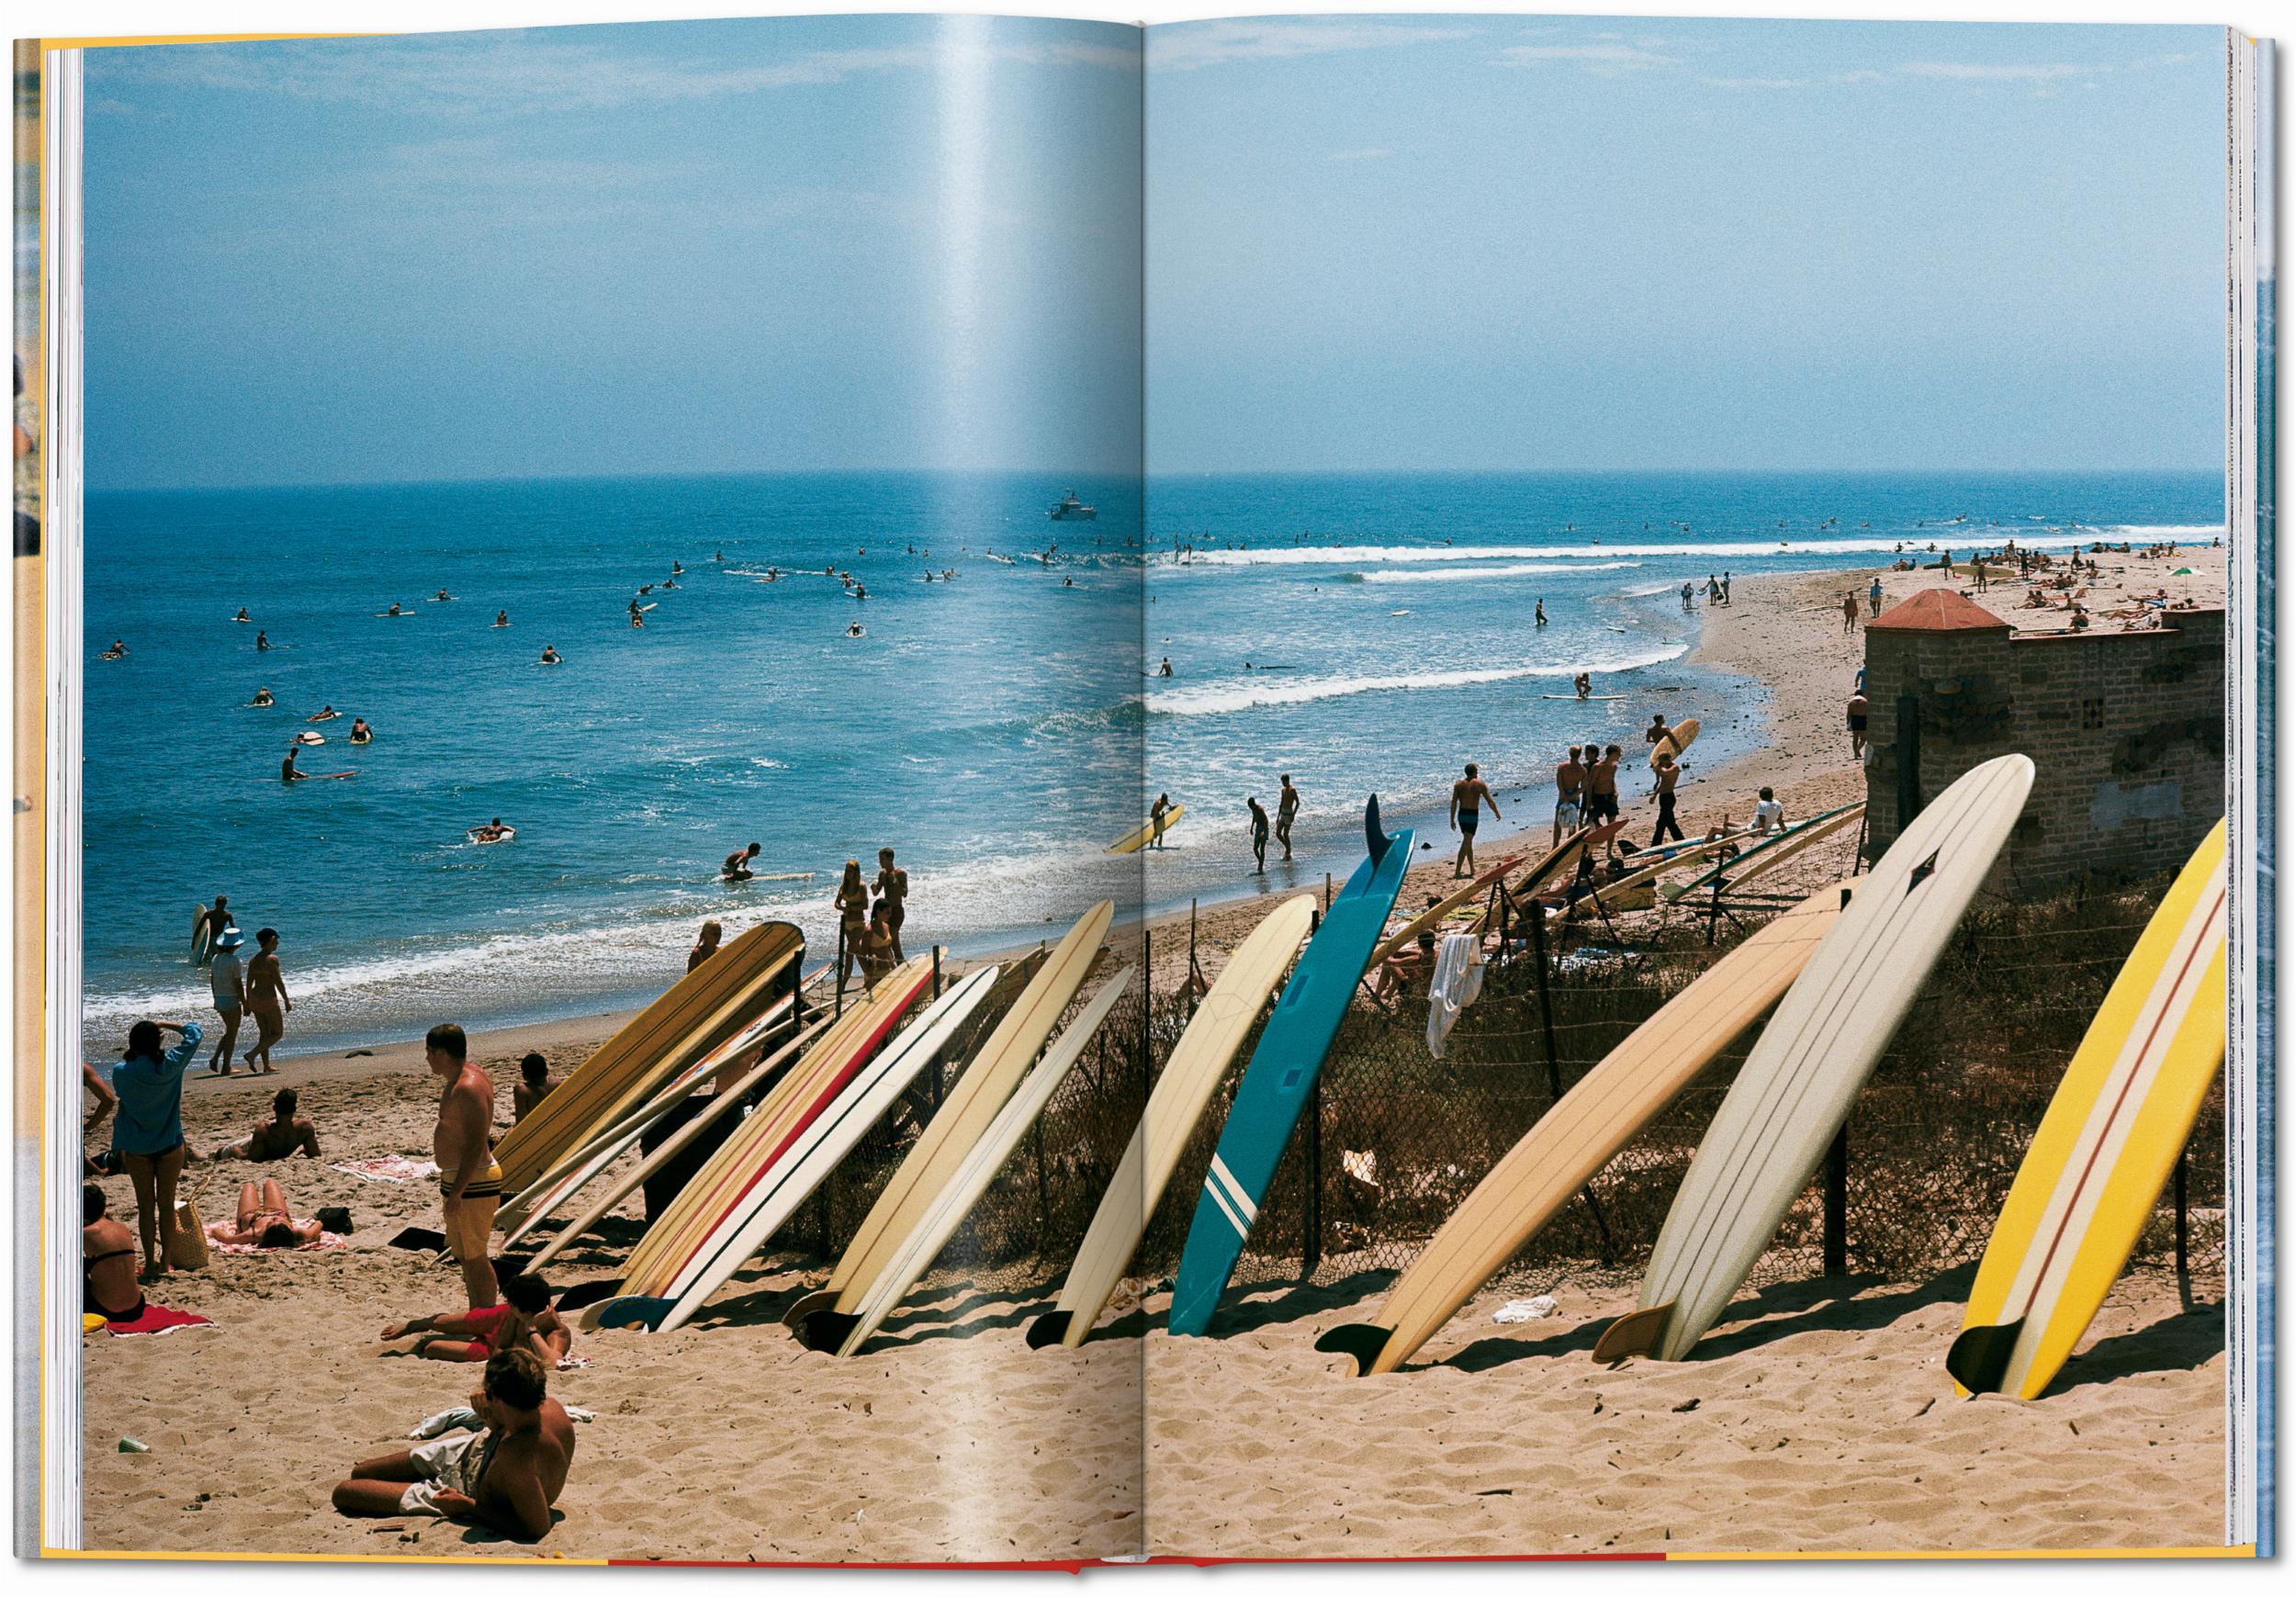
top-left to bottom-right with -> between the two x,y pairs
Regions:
80,469 -> 2221,1057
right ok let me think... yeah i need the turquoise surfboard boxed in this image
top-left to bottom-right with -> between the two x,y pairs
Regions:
1166,795 -> 1413,1336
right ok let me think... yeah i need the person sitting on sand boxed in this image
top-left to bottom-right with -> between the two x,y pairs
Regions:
84,1186 -> 145,1324
539,646 -> 560,665
688,919 -> 723,973
309,706 -> 339,723
251,687 -> 276,708
1752,787 -> 1785,836
723,842 -> 760,882
1376,928 -> 1440,1001
109,1018 -> 203,1280
333,1347 -> 575,1541
859,902 -> 899,986
197,1086 -> 321,1163
204,1177 -> 325,1249
513,1054 -> 556,1122
348,717 -> 373,744
381,1267 -> 571,1365
1449,762 -> 1500,878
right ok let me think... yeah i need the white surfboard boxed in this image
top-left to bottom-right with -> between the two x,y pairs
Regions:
799,969 -> 1134,1355
1595,754 -> 2032,1363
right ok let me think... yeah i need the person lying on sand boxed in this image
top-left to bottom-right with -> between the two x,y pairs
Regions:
197,1086 -> 321,1163
380,1267 -> 570,1365
84,1186 -> 145,1323
204,1178 -> 324,1248
513,1054 -> 556,1122
723,842 -> 760,882
333,1347 -> 574,1541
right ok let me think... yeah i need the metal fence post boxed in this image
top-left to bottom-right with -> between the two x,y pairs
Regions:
1824,1123 -> 1849,1276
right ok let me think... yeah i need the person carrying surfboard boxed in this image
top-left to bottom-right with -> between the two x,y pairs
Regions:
1448,763 -> 1500,879
1650,753 -> 1688,846
1275,775 -> 1300,860
1149,793 -> 1174,849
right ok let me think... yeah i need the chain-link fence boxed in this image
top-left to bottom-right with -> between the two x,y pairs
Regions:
774,862 -> 2223,1301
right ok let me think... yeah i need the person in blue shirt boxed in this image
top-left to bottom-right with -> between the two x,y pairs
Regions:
110,1018 -> 204,1278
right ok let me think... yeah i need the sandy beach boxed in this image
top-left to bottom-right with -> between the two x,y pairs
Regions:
77,546 -> 2231,1561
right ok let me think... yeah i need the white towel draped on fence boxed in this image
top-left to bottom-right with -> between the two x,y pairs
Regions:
1425,930 -> 1485,1058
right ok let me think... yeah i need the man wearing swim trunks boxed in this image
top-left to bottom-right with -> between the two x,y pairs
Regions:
1449,762 -> 1500,879
428,1022 -> 501,1310
1585,746 -> 1623,826
1847,690 -> 1869,759
1275,775 -> 1300,860
1553,747 -> 1586,845
333,1348 -> 575,1541
875,847 -> 909,960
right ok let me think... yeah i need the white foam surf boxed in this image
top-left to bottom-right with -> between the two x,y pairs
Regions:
1163,525 -> 2214,568
1142,645 -> 1687,717
1350,560 -> 1643,584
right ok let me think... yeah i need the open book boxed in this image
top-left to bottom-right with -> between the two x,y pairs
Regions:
13,12 -> 2275,1565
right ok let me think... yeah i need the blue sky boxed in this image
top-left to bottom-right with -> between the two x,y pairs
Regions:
1148,17 -> 2226,474
84,17 -> 1142,489
85,14 -> 2224,488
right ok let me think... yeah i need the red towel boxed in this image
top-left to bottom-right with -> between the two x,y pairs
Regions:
106,1303 -> 214,1336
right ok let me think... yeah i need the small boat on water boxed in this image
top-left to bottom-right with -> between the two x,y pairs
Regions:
1048,489 -> 1096,522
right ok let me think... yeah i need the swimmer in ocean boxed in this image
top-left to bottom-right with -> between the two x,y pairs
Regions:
846,622 -> 864,637
539,646 -> 561,665
281,747 -> 306,782
251,687 -> 276,708
1158,658 -> 1173,677
348,718 -> 373,745
384,602 -> 404,617
469,818 -> 511,843
434,589 -> 454,602
100,639 -> 126,659
234,607 -> 252,624
309,706 -> 339,723
255,630 -> 271,651
492,611 -> 509,628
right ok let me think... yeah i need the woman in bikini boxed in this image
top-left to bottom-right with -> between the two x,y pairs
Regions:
380,1266 -> 571,1365
834,860 -> 869,987
204,1178 -> 324,1249
84,1185 -> 144,1322
243,928 -> 291,1074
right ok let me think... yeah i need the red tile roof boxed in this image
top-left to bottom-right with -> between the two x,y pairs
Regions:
1867,588 -> 2013,633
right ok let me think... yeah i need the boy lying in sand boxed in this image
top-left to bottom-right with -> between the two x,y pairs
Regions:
381,1265 -> 571,1365
332,1347 -> 575,1541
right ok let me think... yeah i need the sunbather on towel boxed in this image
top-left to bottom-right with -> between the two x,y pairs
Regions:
204,1178 -> 324,1249
333,1347 -> 575,1541
84,1185 -> 145,1323
380,1265 -> 570,1365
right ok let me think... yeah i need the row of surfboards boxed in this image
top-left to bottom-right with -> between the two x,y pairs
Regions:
487,758 -> 2223,1400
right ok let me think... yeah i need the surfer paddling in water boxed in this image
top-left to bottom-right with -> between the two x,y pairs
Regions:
1449,763 -> 1501,878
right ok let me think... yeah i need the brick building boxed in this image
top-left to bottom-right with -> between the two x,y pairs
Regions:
1860,588 -> 2223,889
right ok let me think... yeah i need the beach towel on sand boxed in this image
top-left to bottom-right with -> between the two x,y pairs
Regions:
1425,931 -> 1485,1059
105,1303 -> 215,1336
332,1155 -> 439,1183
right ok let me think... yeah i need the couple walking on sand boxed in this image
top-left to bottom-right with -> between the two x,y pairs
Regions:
204,922 -> 293,1074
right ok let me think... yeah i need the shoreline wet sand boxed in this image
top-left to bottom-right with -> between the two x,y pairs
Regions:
80,546 -> 2229,1559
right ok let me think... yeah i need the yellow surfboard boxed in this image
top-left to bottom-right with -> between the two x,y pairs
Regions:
1029,898 -> 1315,1349
782,900 -> 1117,1329
1949,820 -> 2226,1399
490,920 -> 803,1193
1318,879 -> 1853,1376
1647,716 -> 1699,770
1109,804 -> 1185,853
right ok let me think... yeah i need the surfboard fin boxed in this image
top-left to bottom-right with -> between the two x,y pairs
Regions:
388,1226 -> 448,1253
1025,1311 -> 1074,1350
552,1277 -> 625,1313
591,1296 -> 674,1333
1366,794 -> 1390,865
1945,1317 -> 2024,1395
794,1309 -> 862,1354
1313,1322 -> 1393,1377
1592,1302 -> 1672,1363
781,1288 -> 838,1329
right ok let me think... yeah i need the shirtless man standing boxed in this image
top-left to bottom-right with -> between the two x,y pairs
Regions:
874,848 -> 909,961
1275,775 -> 1300,860
196,1086 -> 321,1163
1552,747 -> 1586,844
333,1348 -> 575,1542
1584,746 -> 1623,827
427,1023 -> 501,1310
1448,762 -> 1501,879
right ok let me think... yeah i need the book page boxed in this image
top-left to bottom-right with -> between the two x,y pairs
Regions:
56,15 -> 1149,1563
1141,14 -> 2257,1559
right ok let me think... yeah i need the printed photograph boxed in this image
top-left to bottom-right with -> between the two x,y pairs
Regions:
61,13 -> 2236,1563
